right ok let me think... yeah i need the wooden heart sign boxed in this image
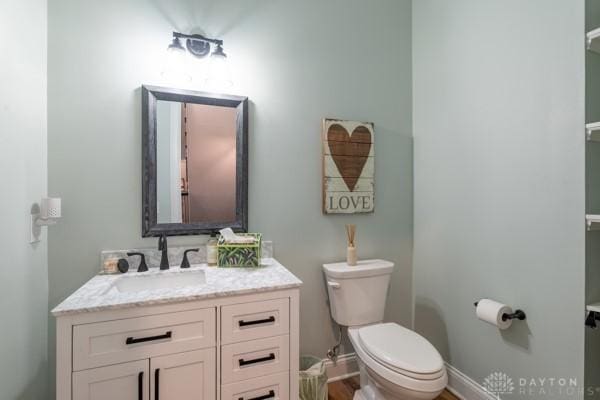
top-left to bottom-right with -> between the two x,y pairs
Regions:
327,124 -> 371,191
322,119 -> 374,214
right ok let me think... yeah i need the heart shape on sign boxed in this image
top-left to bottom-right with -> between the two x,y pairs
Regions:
327,124 -> 371,191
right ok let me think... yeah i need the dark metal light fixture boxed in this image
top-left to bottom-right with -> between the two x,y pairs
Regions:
163,31 -> 232,88
170,32 -> 225,59
167,36 -> 185,53
211,43 -> 227,59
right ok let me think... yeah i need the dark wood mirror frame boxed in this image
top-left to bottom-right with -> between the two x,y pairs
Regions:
141,85 -> 248,237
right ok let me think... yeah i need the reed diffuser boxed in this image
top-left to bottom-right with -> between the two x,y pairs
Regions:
346,224 -> 357,266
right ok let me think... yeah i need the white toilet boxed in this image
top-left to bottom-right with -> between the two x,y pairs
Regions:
323,259 -> 447,400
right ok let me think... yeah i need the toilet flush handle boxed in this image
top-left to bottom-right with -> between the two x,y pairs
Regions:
327,281 -> 341,289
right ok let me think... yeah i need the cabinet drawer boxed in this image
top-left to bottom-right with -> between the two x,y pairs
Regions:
221,335 -> 289,384
221,298 -> 289,344
221,372 -> 289,400
73,308 -> 215,371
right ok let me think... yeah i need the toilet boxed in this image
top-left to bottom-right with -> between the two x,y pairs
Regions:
323,259 -> 447,400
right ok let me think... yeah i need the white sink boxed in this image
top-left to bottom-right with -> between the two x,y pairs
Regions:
112,270 -> 206,293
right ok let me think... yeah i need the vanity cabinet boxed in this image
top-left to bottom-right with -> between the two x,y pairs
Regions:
56,288 -> 300,400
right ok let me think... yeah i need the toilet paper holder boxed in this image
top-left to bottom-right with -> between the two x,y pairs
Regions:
585,311 -> 600,328
473,301 -> 527,321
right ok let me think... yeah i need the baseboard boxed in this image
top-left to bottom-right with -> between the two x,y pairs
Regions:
445,363 -> 496,400
324,353 -> 359,383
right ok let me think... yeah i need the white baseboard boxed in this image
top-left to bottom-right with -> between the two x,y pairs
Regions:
445,363 -> 496,400
324,353 -> 359,383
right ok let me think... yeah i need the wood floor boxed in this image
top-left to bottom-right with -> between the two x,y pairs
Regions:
328,376 -> 458,400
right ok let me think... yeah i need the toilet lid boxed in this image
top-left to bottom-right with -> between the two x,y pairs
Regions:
358,323 -> 444,376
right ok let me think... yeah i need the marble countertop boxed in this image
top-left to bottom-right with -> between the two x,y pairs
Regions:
52,259 -> 302,316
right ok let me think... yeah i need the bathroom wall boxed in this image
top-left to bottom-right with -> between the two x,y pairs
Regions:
413,0 -> 586,398
47,0 -> 412,393
586,1 -> 600,397
0,0 -> 48,399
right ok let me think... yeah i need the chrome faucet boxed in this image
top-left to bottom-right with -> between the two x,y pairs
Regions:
158,234 -> 169,270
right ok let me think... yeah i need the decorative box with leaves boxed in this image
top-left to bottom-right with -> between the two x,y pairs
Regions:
217,233 -> 262,268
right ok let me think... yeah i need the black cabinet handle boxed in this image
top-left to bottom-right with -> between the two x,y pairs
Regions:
138,372 -> 143,400
155,368 -> 160,400
238,390 -> 275,400
126,331 -> 172,345
239,316 -> 275,327
239,353 -> 276,367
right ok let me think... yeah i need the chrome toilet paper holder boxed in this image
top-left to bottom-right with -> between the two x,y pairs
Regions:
473,302 -> 527,321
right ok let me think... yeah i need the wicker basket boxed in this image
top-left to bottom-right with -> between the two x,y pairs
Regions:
217,233 -> 262,267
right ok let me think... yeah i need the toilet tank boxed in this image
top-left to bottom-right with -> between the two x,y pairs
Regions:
323,259 -> 394,327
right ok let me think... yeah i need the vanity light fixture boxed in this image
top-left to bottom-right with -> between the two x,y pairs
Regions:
162,31 -> 232,88
170,31 -> 224,59
30,197 -> 62,243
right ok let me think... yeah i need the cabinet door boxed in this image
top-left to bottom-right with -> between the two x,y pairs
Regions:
151,348 -> 216,400
73,359 -> 149,400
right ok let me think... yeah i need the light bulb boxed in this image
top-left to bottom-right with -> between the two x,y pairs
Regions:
161,37 -> 191,83
206,44 -> 233,91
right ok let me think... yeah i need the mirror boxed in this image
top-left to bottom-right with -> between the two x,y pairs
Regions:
142,85 -> 248,236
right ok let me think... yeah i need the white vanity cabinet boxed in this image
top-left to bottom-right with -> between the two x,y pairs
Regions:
56,288 -> 300,400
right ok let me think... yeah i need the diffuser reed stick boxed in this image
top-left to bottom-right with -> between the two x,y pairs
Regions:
346,224 -> 357,266
346,224 -> 356,247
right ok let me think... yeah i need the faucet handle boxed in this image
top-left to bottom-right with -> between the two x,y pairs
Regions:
117,258 -> 129,273
127,252 -> 148,272
158,234 -> 168,250
181,249 -> 200,269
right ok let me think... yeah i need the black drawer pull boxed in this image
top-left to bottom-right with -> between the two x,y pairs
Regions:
239,316 -> 275,327
239,353 -> 276,367
238,390 -> 275,400
126,331 -> 172,345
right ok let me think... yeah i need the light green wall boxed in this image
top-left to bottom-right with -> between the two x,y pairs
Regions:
47,0 -> 413,395
413,1 -> 586,398
0,0 -> 48,399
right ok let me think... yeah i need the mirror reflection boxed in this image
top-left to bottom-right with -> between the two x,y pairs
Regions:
156,100 -> 237,224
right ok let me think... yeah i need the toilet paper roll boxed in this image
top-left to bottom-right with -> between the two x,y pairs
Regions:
476,299 -> 513,330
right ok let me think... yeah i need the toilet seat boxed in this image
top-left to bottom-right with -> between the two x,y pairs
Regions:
358,323 -> 445,380
349,324 -> 447,394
